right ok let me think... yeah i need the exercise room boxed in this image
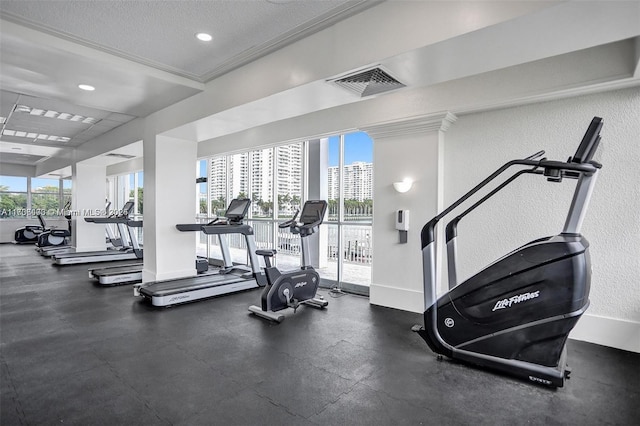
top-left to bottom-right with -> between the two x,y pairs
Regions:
1,1 -> 638,425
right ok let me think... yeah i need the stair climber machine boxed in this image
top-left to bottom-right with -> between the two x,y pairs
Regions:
249,200 -> 329,323
52,201 -> 141,265
135,198 -> 267,307
413,117 -> 603,388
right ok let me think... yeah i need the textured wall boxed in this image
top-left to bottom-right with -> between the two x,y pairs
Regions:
444,87 -> 640,322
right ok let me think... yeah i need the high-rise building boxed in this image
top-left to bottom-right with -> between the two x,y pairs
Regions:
328,161 -> 373,201
209,143 -> 304,216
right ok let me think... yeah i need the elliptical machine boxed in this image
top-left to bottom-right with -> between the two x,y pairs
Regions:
414,117 -> 603,387
14,215 -> 46,244
36,201 -> 72,248
249,200 -> 329,323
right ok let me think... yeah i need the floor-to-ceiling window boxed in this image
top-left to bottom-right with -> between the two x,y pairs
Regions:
106,171 -> 143,245
203,142 -> 305,270
1,175 -> 71,220
322,131 -> 373,293
197,134 -> 373,294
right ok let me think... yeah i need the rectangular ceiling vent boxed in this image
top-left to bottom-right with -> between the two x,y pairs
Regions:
330,67 -> 405,97
105,153 -> 136,159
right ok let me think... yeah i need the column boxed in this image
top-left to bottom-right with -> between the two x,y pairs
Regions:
362,112 -> 456,313
72,160 -> 107,251
142,132 -> 197,282
306,138 -> 329,269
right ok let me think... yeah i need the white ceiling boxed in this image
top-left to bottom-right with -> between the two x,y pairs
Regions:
0,0 -> 377,173
0,0 -> 639,178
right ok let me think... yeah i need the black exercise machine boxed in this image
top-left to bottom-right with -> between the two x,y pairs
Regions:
414,117 -> 603,387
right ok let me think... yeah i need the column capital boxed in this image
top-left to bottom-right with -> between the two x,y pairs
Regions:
361,111 -> 457,140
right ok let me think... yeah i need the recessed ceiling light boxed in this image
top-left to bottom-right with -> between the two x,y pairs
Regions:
78,84 -> 95,91
2,129 -> 70,143
195,32 -> 212,42
14,105 -> 99,125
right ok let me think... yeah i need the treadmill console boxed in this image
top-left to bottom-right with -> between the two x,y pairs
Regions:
221,199 -> 251,225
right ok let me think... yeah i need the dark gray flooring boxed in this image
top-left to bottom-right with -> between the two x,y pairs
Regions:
1,243 -> 638,425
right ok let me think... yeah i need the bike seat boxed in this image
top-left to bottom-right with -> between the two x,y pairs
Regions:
256,249 -> 277,257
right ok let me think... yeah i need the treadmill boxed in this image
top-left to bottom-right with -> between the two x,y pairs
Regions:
88,198 -> 244,286
136,198 -> 267,307
52,201 -> 141,265
87,217 -> 144,285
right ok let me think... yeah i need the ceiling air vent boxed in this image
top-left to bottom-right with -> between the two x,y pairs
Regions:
330,67 -> 405,97
105,153 -> 136,159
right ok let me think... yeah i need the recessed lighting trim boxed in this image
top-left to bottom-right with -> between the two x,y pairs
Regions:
2,129 -> 70,143
196,32 -> 213,42
14,105 -> 99,125
78,84 -> 95,91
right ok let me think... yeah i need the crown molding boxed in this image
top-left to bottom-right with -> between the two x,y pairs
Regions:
361,112 -> 457,140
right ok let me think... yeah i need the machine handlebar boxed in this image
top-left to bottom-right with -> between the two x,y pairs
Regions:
421,117 -> 603,249
279,210 -> 300,229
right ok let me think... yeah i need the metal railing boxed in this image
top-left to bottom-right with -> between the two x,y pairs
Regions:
204,220 -> 372,266
326,225 -> 372,265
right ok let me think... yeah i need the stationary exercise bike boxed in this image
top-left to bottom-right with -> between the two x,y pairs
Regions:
414,117 -> 603,387
249,200 -> 328,322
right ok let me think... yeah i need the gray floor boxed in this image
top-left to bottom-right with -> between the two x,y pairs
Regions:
1,243 -> 638,426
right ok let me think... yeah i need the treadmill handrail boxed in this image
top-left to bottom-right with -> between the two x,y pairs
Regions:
201,223 -> 255,236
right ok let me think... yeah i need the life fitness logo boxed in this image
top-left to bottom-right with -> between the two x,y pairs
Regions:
492,291 -> 540,312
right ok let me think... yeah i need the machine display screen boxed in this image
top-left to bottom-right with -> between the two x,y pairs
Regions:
572,117 -> 602,163
225,199 -> 251,220
299,200 -> 327,225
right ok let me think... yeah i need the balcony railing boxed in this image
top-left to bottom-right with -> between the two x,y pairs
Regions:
203,219 -> 372,267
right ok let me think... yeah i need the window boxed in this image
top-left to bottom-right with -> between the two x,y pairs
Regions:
107,172 -> 142,215
204,142 -> 305,270
322,131 -> 373,292
62,179 -> 72,207
0,176 -> 27,218
276,144 -> 303,218
209,157 -> 228,217
0,176 -> 71,219
199,136 -> 373,293
31,178 -> 60,212
197,160 -> 208,216
250,148 -> 273,218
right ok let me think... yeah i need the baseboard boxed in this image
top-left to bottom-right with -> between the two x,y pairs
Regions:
369,284 -> 639,354
569,313 -> 640,353
369,283 -> 424,313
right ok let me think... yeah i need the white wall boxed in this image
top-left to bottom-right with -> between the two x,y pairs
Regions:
367,114 -> 452,312
443,87 -> 640,351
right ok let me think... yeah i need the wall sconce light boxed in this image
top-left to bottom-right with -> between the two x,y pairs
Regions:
393,178 -> 413,193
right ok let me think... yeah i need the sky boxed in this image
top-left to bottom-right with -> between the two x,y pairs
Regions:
328,131 -> 373,167
0,176 -> 71,191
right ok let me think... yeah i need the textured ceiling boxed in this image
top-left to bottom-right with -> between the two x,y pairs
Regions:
0,0 -> 368,81
1,1 -> 638,175
0,0 -> 375,170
